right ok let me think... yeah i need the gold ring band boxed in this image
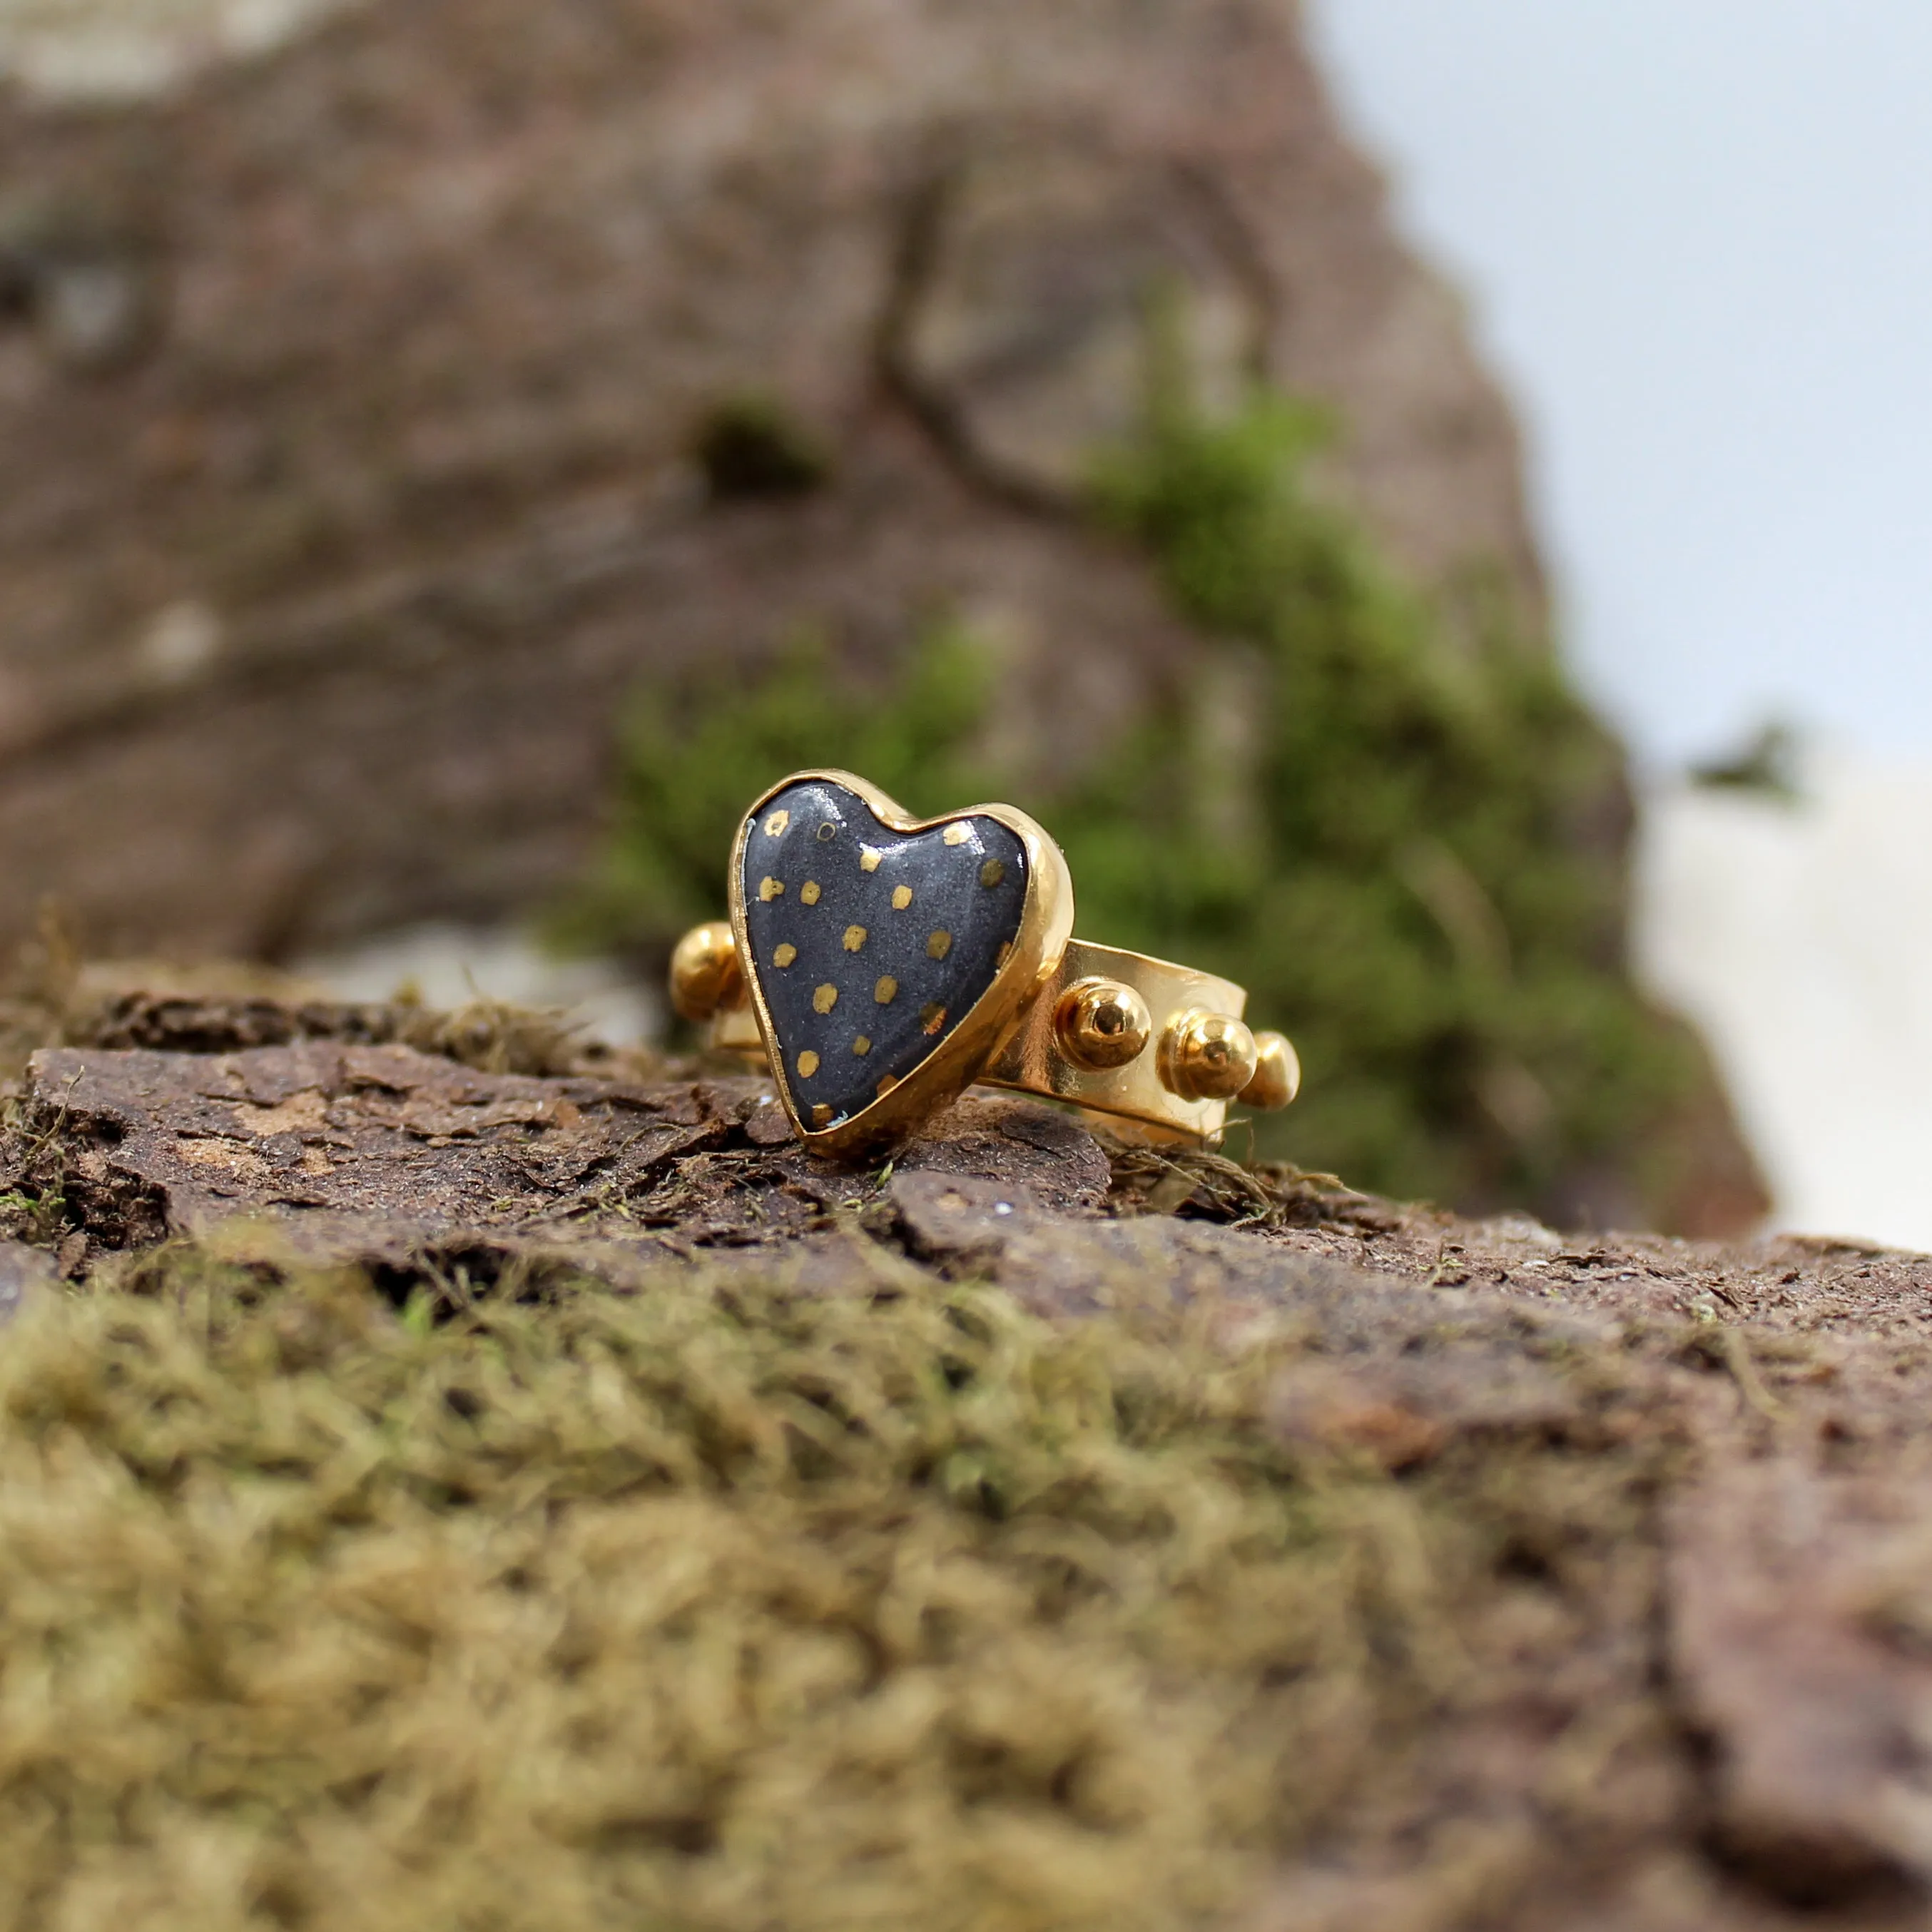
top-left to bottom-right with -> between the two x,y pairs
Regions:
700,931 -> 1299,1146
669,769 -> 1300,1156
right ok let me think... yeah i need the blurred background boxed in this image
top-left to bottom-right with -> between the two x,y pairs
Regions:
0,0 -> 1923,1241
1313,1 -> 1932,1249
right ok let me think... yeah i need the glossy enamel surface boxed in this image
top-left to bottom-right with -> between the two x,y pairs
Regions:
738,778 -> 1030,1132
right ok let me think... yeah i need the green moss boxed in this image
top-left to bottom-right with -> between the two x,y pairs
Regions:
1691,721 -> 1802,802
0,1246 -> 1674,1929
1076,390 -> 1702,1209
564,383 -> 1708,1218
556,619 -> 998,957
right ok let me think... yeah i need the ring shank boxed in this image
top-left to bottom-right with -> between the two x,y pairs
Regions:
977,937 -> 1244,1142
711,935 -> 1248,1144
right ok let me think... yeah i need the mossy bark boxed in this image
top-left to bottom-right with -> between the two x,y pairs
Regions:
0,994 -> 1918,1930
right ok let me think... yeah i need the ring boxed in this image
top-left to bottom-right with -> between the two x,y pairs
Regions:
668,769 -> 1301,1156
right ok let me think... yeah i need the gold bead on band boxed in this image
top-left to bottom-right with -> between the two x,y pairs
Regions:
668,920 -> 742,1024
1054,977 -> 1153,1072
1241,1031 -> 1301,1112
1158,1009 -> 1261,1103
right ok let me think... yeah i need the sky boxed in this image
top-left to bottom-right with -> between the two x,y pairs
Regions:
1307,1 -> 1932,771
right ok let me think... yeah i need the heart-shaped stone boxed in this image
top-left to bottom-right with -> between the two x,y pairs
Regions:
736,776 -> 1032,1134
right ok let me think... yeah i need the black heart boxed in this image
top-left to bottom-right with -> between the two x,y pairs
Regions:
739,778 -> 1029,1130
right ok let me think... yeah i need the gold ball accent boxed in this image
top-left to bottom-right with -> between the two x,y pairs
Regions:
1054,977 -> 1152,1072
1157,1009 -> 1259,1103
668,921 -> 742,1023
1239,1032 -> 1301,1112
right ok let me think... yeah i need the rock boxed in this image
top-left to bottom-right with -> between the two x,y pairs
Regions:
1667,1459 -> 1932,1908
1264,1348 -> 1580,1470
0,0 -> 1542,960
11,1042 -> 1112,1276
890,1097 -> 1112,1215
890,141 -> 1268,504
891,1164 -> 1371,1316
21,1041 -> 725,1249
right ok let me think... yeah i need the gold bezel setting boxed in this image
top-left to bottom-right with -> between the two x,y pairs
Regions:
726,768 -> 1074,1159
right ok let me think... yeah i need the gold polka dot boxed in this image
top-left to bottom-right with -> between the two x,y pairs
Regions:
927,930 -> 952,960
920,1002 -> 947,1036
891,885 -> 913,910
797,1050 -> 820,1079
813,983 -> 839,1015
763,810 -> 790,838
758,876 -> 785,903
773,942 -> 798,969
843,925 -> 868,952
811,1104 -> 834,1127
859,847 -> 883,873
979,859 -> 1006,889
815,822 -> 838,843
853,1035 -> 872,1057
876,1074 -> 900,1099
943,823 -> 971,846
874,976 -> 898,1005
800,881 -> 822,906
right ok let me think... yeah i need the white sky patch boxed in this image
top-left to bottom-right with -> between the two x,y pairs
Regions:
1635,757 -> 1932,1251
1310,0 -> 1932,770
